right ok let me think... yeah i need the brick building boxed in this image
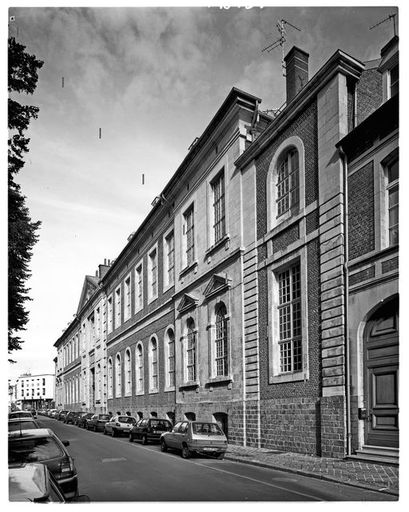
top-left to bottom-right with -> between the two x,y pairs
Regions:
53,38 -> 398,461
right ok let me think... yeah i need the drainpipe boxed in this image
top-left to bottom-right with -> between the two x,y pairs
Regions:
339,145 -> 352,457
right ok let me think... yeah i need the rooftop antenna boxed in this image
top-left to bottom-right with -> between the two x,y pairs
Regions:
369,13 -> 398,37
262,19 -> 301,76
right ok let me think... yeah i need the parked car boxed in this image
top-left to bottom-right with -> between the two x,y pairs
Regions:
9,463 -> 89,503
104,415 -> 137,437
48,409 -> 59,418
129,418 -> 172,444
64,411 -> 80,425
76,412 -> 93,428
86,413 -> 111,432
8,428 -> 78,499
57,410 -> 69,421
9,411 -> 35,421
8,418 -> 40,433
160,421 -> 228,459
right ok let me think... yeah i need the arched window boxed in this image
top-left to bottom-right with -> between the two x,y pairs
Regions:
108,358 -> 113,399
185,411 -> 196,421
215,303 -> 228,376
136,344 -> 144,393
276,147 -> 299,217
186,318 -> 196,382
149,337 -> 158,391
115,353 -> 122,397
166,328 -> 175,388
125,348 -> 132,395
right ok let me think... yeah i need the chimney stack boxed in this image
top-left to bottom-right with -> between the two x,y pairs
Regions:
284,46 -> 309,104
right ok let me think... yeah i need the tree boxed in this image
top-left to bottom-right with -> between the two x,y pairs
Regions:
8,37 -> 43,362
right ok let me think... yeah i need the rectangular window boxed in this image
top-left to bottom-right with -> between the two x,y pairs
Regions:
387,160 -> 399,246
135,263 -> 143,312
277,149 -> 299,217
151,343 -> 158,390
278,263 -> 302,373
184,206 -> 195,266
115,286 -> 121,329
89,313 -> 95,345
168,340 -> 175,388
107,295 -> 113,334
164,231 -> 175,287
187,331 -> 196,382
124,275 -> 131,321
212,172 -> 226,243
95,307 -> 101,338
148,248 -> 158,301
390,64 -> 399,98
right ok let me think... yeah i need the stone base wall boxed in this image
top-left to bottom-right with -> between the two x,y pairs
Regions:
320,395 -> 346,458
259,397 -> 321,455
245,400 -> 259,447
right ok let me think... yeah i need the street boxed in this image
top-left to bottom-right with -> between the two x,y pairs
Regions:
37,416 -> 395,502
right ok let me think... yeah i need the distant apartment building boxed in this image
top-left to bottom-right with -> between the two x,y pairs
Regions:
14,373 -> 55,410
53,37 -> 398,462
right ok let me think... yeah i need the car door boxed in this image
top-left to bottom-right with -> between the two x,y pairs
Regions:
174,422 -> 188,450
165,422 -> 181,448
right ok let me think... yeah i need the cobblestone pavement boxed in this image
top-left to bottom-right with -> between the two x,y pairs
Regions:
225,444 -> 399,496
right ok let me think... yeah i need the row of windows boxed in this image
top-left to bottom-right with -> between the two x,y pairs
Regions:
106,303 -> 230,397
20,378 -> 46,386
21,388 -> 46,397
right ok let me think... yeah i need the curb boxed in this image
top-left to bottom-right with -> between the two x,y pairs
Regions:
224,454 -> 399,498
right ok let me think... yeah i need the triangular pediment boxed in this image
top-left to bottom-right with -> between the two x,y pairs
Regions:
204,273 -> 231,300
177,293 -> 199,314
77,276 -> 99,314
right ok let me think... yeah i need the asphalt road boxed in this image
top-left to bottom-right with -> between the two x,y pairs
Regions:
38,416 -> 395,502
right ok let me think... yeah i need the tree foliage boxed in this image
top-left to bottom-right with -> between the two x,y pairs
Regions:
8,37 -> 43,362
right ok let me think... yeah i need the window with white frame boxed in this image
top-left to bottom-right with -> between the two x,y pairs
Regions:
125,348 -> 131,395
164,231 -> 175,288
124,275 -> 131,321
108,358 -> 113,398
135,263 -> 143,312
115,286 -> 121,329
82,323 -> 86,351
148,248 -> 158,301
215,303 -> 229,377
115,353 -> 122,397
107,295 -> 113,334
277,263 -> 302,374
277,148 -> 299,217
136,344 -> 144,393
149,337 -> 158,391
166,328 -> 175,388
212,171 -> 226,244
186,318 -> 197,382
183,205 -> 195,267
95,307 -> 101,339
386,158 -> 399,246
89,313 -> 95,346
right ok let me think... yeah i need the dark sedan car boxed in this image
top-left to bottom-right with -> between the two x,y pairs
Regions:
57,410 -> 69,421
64,411 -> 80,425
9,428 -> 78,499
86,414 -> 111,432
129,418 -> 172,444
8,418 -> 40,434
76,412 -> 93,428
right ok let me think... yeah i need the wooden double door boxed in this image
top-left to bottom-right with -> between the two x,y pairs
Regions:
364,297 -> 399,448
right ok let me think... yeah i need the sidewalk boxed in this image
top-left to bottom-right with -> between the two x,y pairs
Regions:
225,444 -> 399,496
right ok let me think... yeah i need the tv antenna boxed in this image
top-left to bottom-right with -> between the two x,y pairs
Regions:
262,19 -> 301,76
369,13 -> 397,37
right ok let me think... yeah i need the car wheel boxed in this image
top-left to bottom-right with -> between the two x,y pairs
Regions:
111,429 -> 115,437
142,435 -> 148,445
103,428 -> 107,435
160,439 -> 168,452
181,444 -> 190,459
216,452 -> 225,460
129,434 -> 133,443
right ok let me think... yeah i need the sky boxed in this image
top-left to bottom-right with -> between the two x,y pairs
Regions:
6,2 -> 401,381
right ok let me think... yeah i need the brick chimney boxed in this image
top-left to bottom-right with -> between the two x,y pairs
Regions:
284,46 -> 309,104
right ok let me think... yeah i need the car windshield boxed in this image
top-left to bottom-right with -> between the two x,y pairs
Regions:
10,413 -> 32,419
9,437 -> 64,463
9,422 -> 38,432
151,420 -> 170,429
192,423 -> 223,435
118,416 -> 135,423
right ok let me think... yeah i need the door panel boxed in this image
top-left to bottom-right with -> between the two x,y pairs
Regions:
364,298 -> 399,448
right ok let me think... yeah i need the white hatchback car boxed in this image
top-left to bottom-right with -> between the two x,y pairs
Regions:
104,415 -> 137,437
160,421 -> 228,459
